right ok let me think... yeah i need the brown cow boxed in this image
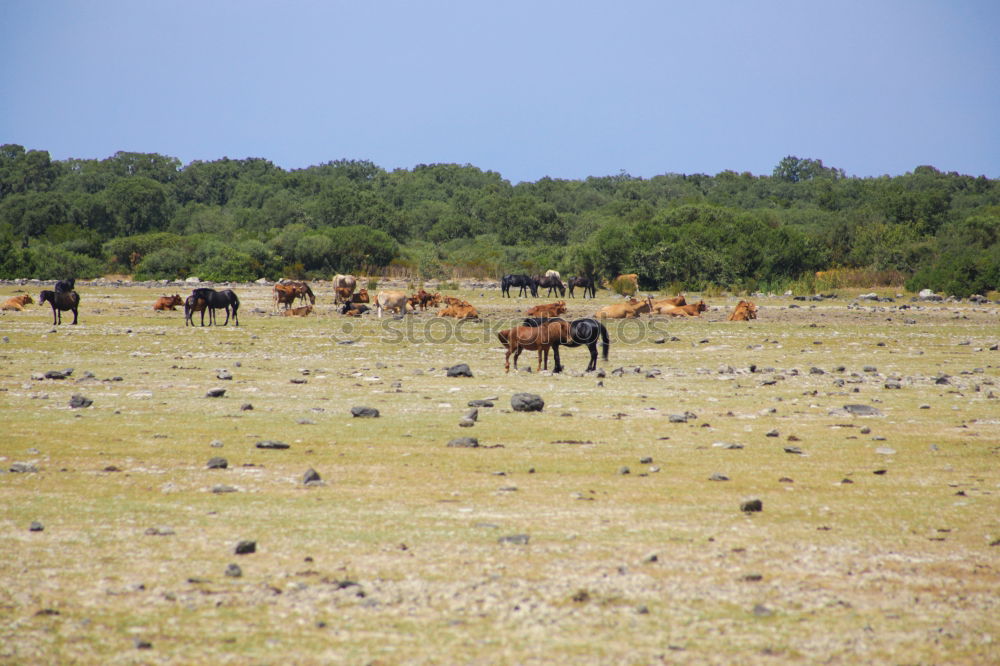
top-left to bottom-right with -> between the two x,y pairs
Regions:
332,274 -> 357,303
728,300 -> 757,321
437,303 -> 479,319
497,320 -> 571,373
335,286 -> 354,304
281,305 -> 313,317
408,289 -> 440,311
526,301 -> 567,318
2,294 -> 34,311
653,300 -> 707,317
351,288 -> 369,304
594,296 -> 652,319
153,295 -> 183,311
651,294 -> 686,308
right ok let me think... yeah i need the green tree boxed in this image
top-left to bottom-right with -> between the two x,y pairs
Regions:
103,177 -> 172,236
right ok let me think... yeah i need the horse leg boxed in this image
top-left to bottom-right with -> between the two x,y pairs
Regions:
587,342 -> 597,372
71,306 -> 78,325
505,347 -> 513,373
222,306 -> 230,326
553,343 -> 563,373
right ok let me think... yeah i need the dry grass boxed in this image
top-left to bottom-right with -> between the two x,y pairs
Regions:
1,283 -> 999,664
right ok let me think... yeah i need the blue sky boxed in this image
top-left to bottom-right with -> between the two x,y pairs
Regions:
3,0 -> 998,183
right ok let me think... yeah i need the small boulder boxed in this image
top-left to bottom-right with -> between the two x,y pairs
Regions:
234,540 -> 256,555
446,363 -> 473,378
740,499 -> 763,513
447,437 -> 479,448
350,406 -> 379,418
68,394 -> 92,409
255,440 -> 290,450
206,457 -> 228,469
303,468 -> 322,485
511,393 -> 544,412
843,404 -> 883,417
205,388 -> 226,398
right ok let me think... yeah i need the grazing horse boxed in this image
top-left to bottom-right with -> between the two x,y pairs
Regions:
497,319 -> 571,373
184,294 -> 208,326
501,274 -> 538,298
535,274 -> 566,297
54,278 -> 76,294
39,290 -> 79,325
567,276 -> 596,298
190,288 -> 240,326
523,317 -> 609,372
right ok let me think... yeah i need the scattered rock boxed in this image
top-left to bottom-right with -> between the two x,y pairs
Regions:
446,363 -> 473,377
212,484 -> 238,494
713,442 -> 744,450
784,446 -> 803,455
618,466 -> 630,475
225,563 -> 243,578
255,440 -> 290,450
498,534 -> 529,545
752,604 -> 773,617
447,437 -> 479,448
467,400 -> 494,408
210,440 -> 224,448
740,499 -> 763,513
350,406 -> 380,418
765,429 -> 779,437
44,369 -> 71,380
205,388 -> 226,398
10,462 -> 39,473
709,473 -> 729,481
511,393 -> 544,412
669,414 -> 688,423
29,521 -> 44,532
145,526 -> 175,536
303,468 -> 322,485
240,403 -> 254,411
206,457 -> 228,469
235,540 -> 257,555
843,404 -> 883,417
68,394 -> 92,409
463,408 -> 479,422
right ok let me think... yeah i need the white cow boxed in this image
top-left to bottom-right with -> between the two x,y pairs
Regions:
332,274 -> 357,304
374,290 -> 413,318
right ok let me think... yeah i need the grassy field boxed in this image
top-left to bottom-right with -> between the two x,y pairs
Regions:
2,281 -> 999,664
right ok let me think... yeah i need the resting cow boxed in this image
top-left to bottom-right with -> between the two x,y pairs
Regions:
340,302 -> 370,317
526,301 -> 567,318
153,295 -> 183,311
728,300 -> 757,321
594,296 -> 652,319
653,300 -> 707,317
281,305 -> 313,317
2,294 -> 34,311
437,304 -> 479,319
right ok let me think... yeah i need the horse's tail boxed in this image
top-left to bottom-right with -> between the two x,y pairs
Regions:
598,320 -> 610,360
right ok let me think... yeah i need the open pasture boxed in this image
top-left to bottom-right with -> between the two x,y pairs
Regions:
1,282 -> 999,664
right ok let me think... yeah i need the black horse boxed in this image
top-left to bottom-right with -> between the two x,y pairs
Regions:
567,276 -> 596,298
54,278 -> 76,293
39,290 -> 80,325
501,274 -> 538,298
522,316 -> 609,372
535,275 -> 566,297
190,288 -> 240,326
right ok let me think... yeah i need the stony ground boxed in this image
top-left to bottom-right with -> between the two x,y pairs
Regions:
1,281 -> 999,664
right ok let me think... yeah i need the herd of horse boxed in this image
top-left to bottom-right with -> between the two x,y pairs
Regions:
7,273 -> 756,373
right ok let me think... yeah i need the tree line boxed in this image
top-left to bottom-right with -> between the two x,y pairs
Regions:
1,146 -> 998,296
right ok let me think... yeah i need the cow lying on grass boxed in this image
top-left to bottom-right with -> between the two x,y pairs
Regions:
526,301 -> 567,318
153,295 -> 183,311
438,303 -> 479,319
651,300 -> 707,316
594,296 -> 652,319
281,305 -> 313,317
2,294 -> 33,311
728,300 -> 757,321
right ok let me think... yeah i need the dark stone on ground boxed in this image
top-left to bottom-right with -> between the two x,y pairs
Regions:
843,404 -> 882,416
498,534 -> 530,545
740,499 -> 763,513
10,462 -> 38,473
511,393 -> 544,412
303,468 -> 322,485
235,540 -> 257,555
256,440 -> 290,449
68,394 -> 92,409
351,406 -> 380,418
446,363 -> 473,377
205,388 -> 226,398
206,457 -> 228,469
447,437 -> 479,448
467,400 -> 494,408
709,473 -> 729,481
225,563 -> 243,577
29,521 -> 44,532
240,403 -> 253,411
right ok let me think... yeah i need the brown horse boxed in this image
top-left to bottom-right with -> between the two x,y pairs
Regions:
497,319 -> 571,373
